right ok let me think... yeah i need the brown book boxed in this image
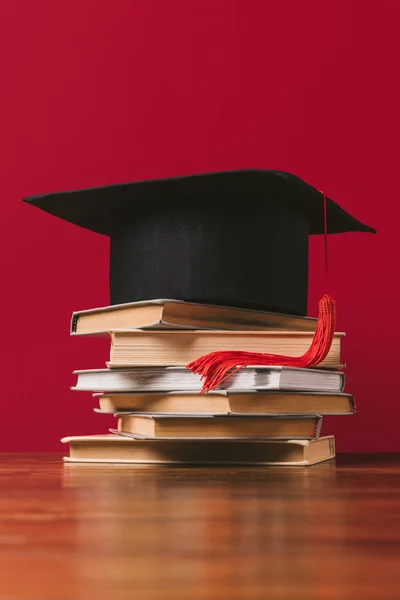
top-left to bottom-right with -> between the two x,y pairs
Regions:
70,299 -> 317,336
114,414 -> 322,439
61,434 -> 335,465
95,391 -> 354,415
107,330 -> 343,369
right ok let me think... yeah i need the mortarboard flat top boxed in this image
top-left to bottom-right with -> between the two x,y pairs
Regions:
23,170 -> 375,236
23,170 -> 375,315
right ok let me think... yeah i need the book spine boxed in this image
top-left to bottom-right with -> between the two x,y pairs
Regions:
314,416 -> 323,438
340,371 -> 346,392
70,312 -> 78,334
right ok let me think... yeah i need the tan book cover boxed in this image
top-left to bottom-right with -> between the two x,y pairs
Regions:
114,414 -> 322,440
70,298 -> 318,336
95,391 -> 355,415
61,434 -> 336,466
107,329 -> 344,369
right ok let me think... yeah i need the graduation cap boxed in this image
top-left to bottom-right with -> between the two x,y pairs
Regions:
24,170 -> 375,392
23,169 -> 375,316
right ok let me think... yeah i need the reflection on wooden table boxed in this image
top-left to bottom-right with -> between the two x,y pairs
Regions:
0,454 -> 399,599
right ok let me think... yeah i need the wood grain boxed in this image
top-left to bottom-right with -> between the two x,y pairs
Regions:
0,454 -> 400,599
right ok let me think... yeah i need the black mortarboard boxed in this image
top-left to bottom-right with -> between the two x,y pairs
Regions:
23,170 -> 375,316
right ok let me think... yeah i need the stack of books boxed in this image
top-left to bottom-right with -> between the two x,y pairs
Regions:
62,299 -> 353,466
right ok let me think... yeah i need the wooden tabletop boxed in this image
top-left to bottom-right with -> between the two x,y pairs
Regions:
0,454 -> 399,599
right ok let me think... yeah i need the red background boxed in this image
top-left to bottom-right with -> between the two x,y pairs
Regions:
0,0 -> 397,452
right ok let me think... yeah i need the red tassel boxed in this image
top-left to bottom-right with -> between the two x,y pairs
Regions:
187,293 -> 337,393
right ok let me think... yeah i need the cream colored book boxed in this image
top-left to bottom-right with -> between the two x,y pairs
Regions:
73,366 -> 345,393
61,434 -> 336,466
107,330 -> 344,369
114,414 -> 322,440
95,391 -> 354,415
70,298 -> 317,336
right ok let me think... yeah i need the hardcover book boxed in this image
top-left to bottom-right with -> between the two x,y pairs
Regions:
62,434 -> 336,466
